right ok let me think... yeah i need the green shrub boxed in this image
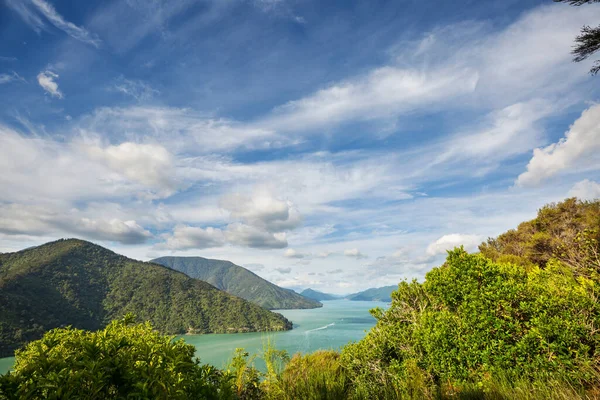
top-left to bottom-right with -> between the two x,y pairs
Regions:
0,315 -> 233,400
342,249 -> 600,398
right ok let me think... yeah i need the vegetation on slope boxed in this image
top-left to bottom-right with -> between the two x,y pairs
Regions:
152,256 -> 322,310
479,197 -> 599,278
345,285 -> 397,302
0,239 -> 291,358
2,198 -> 599,399
299,288 -> 340,301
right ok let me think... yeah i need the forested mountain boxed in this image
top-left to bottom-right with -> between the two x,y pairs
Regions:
0,239 -> 291,357
300,288 -> 340,301
152,256 -> 322,310
346,285 -> 397,302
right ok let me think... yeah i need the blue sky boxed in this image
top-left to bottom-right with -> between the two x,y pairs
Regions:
1,0 -> 600,293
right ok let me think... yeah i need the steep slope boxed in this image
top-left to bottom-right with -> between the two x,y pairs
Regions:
300,288 -> 340,301
0,239 -> 291,357
346,285 -> 397,302
152,256 -> 322,310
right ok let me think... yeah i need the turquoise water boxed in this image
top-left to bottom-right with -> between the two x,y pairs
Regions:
182,300 -> 387,369
0,300 -> 386,374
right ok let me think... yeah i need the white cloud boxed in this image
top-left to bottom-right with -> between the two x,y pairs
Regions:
283,248 -> 308,258
344,248 -> 367,259
86,142 -> 178,195
426,234 -> 482,256
517,104 -> 600,187
37,70 -> 63,98
7,0 -> 101,47
112,77 -> 159,101
0,203 -> 151,245
274,266 -> 292,274
225,223 -> 288,249
569,179 -> 600,201
0,71 -> 25,84
220,191 -> 302,232
157,225 -> 226,250
79,107 -> 278,153
261,65 -> 478,132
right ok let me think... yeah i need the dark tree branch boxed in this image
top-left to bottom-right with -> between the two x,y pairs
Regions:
554,0 -> 600,5
573,25 -> 600,74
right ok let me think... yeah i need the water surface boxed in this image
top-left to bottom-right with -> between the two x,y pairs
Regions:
0,300 -> 386,374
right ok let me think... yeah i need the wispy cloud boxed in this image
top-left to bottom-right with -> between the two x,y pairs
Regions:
6,0 -> 101,47
0,71 -> 26,84
111,77 -> 159,101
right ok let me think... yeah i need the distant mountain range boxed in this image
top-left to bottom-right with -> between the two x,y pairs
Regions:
346,285 -> 397,302
0,239 -> 291,358
152,256 -> 322,310
300,288 -> 341,301
300,285 -> 398,302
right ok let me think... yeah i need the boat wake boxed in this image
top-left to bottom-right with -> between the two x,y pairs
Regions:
305,322 -> 335,333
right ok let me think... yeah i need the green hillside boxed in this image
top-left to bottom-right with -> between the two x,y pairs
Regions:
300,288 -> 340,301
0,239 -> 292,357
346,285 -> 397,302
152,256 -> 322,310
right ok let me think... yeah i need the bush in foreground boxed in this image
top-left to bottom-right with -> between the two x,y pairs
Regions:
0,315 -> 233,400
341,249 -> 600,399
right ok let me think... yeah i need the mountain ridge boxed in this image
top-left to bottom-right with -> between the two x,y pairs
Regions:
300,288 -> 341,301
151,256 -> 322,310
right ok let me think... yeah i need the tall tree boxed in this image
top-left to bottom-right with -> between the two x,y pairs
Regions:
556,0 -> 600,74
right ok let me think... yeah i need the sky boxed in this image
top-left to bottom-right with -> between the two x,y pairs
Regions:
1,0 -> 600,294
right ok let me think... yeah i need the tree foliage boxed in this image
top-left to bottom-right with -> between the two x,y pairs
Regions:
0,316 -> 234,399
555,0 -> 600,74
341,249 -> 600,398
479,198 -> 600,278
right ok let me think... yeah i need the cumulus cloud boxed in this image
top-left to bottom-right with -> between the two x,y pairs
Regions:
86,142 -> 178,194
0,126 -> 177,203
221,192 -> 302,232
157,225 -> 226,250
6,0 -> 101,47
426,234 -> 482,256
274,266 -> 292,274
517,104 -> 600,187
344,248 -> 367,259
37,70 -> 63,98
0,203 -> 151,245
569,179 -> 600,201
225,223 -> 288,249
283,248 -> 308,258
327,268 -> 343,274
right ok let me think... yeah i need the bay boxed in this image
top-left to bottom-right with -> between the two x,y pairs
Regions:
0,300 -> 386,374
